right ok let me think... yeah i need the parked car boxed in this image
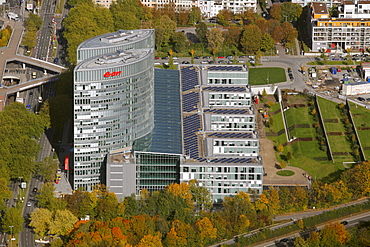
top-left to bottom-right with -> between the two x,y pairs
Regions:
154,57 -> 160,60
289,74 -> 294,80
239,55 -> 246,58
32,187 -> 38,193
358,97 -> 366,102
209,61 -> 215,64
161,56 -> 169,60
203,56 -> 210,59
217,56 -> 225,59
226,56 -> 233,59
27,202 -> 32,207
194,56 -> 200,59
340,221 -> 348,225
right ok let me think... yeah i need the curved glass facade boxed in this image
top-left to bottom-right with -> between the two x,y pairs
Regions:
77,29 -> 155,63
73,30 -> 155,191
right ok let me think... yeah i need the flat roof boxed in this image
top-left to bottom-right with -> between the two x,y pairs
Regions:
77,29 -> 154,50
317,18 -> 370,21
75,49 -> 153,70
344,81 -> 370,85
180,65 -> 259,165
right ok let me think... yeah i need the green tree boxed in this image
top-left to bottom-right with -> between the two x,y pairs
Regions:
49,209 -> 79,236
37,183 -> 67,212
171,32 -> 188,53
224,26 -> 242,48
195,21 -> 208,44
35,157 -> 59,182
240,25 -> 262,54
153,15 -> 177,50
0,178 -> 11,212
189,7 -> 201,25
189,179 -> 212,213
260,33 -> 275,53
29,208 -> 53,236
206,28 -> 224,56
25,13 -> 43,30
63,2 -> 114,63
281,2 -> 303,22
1,207 -> 24,235
286,151 -> 292,161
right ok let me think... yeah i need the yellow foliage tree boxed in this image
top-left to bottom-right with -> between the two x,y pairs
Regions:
137,234 -> 163,247
195,217 -> 217,245
165,183 -> 193,207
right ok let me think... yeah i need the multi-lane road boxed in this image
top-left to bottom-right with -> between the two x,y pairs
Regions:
34,0 -> 57,61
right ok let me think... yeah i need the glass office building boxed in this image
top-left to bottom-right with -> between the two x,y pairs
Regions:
77,29 -> 155,63
73,30 -> 155,191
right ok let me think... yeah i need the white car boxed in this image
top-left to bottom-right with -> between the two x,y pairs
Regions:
27,202 -> 32,207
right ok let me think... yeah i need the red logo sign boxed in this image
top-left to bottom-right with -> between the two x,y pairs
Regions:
104,71 -> 122,78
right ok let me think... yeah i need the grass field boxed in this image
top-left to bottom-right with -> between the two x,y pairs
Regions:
264,103 -> 287,144
348,102 -> 370,159
276,170 -> 295,176
285,107 -> 316,138
249,67 -> 286,85
317,97 -> 354,161
307,61 -> 361,66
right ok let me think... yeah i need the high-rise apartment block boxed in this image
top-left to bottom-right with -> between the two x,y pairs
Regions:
309,1 -> 370,52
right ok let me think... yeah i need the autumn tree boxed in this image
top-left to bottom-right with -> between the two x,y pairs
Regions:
270,4 -> 283,22
223,26 -> 242,48
240,25 -> 262,54
49,210 -> 78,236
195,217 -> 217,245
341,161 -> 370,197
280,160 -> 287,168
260,33 -> 275,53
221,191 -> 256,234
217,9 -> 234,26
137,234 -> 163,247
29,208 -> 53,236
206,28 -> 224,56
276,144 -> 284,153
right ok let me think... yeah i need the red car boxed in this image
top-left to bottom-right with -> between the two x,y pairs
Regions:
218,56 -> 225,58
155,57 -> 160,60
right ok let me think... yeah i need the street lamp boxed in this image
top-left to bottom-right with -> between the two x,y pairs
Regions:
9,226 -> 14,247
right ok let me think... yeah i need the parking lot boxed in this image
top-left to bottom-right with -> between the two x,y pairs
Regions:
154,55 -> 256,66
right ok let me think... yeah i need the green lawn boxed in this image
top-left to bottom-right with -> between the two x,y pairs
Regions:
348,102 -> 370,159
317,97 -> 354,161
307,61 -> 361,66
276,170 -> 295,176
265,103 -> 287,144
285,107 -> 316,138
249,67 -> 286,85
